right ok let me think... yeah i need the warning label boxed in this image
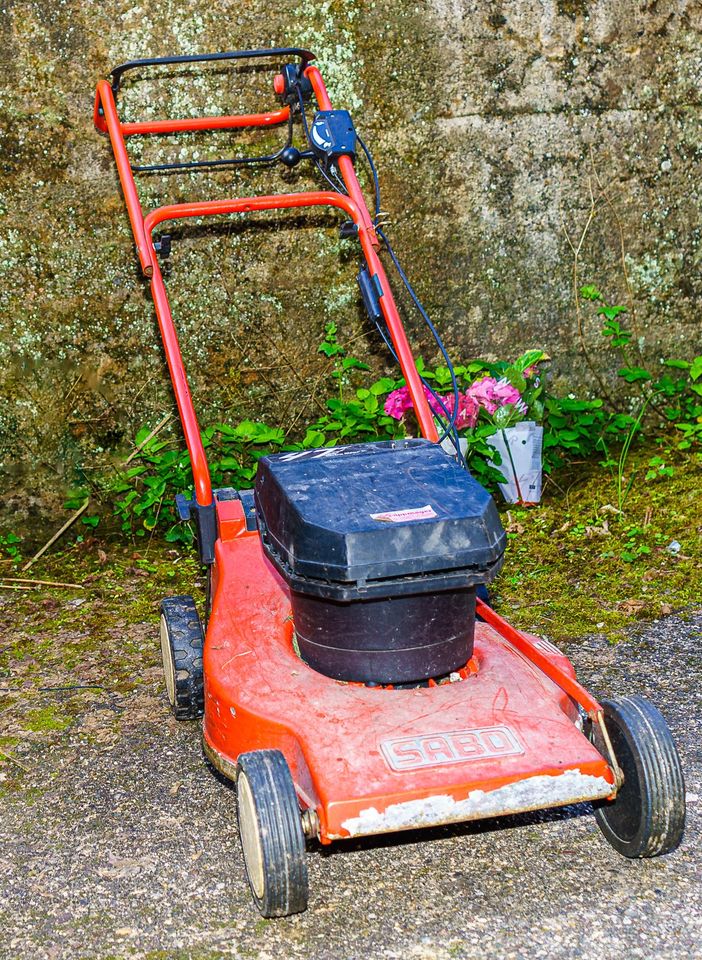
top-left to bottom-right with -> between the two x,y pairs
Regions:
370,504 -> 438,523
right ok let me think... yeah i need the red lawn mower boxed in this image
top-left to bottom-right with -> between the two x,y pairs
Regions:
95,48 -> 686,917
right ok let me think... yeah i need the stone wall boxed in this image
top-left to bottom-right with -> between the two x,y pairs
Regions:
1,0 -> 700,525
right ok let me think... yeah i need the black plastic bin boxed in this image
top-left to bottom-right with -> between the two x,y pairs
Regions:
254,439 -> 506,684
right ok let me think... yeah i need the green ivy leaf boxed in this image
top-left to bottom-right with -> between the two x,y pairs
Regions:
617,366 -> 652,383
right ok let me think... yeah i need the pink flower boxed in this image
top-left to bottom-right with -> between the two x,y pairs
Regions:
456,393 -> 480,429
466,377 -> 500,414
493,377 -> 523,406
436,391 -> 479,429
384,385 -> 454,420
384,387 -> 414,420
384,384 -> 481,430
467,376 -> 523,415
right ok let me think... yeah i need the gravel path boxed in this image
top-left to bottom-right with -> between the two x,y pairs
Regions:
1,609 -> 700,960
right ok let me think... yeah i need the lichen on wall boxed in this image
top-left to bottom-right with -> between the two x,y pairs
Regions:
0,0 -> 700,527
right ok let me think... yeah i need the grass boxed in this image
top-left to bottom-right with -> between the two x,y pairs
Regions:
491,442 -> 701,641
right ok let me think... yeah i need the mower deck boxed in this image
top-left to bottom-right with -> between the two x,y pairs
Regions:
203,499 -> 615,842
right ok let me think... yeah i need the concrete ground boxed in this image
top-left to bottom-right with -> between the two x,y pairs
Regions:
0,600 -> 700,960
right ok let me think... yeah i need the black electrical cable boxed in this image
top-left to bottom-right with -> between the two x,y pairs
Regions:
360,279 -> 464,459
357,134 -> 381,221
375,225 -> 461,441
298,95 -> 465,461
355,134 -> 464,456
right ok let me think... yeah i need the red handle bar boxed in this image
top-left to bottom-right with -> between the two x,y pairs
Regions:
95,57 -> 440,512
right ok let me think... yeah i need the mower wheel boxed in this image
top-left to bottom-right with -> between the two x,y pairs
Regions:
159,596 -> 204,720
591,696 -> 685,858
236,750 -> 308,917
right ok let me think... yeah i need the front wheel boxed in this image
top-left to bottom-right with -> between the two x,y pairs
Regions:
236,750 -> 309,917
591,696 -> 685,858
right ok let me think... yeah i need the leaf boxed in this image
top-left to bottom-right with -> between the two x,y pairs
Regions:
342,357 -> 370,372
690,356 -> 702,381
513,349 -> 549,372
81,515 -> 100,528
597,304 -> 628,321
580,285 -> 603,301
617,366 -> 652,383
369,377 -> 396,395
218,456 -> 241,471
318,341 -> 343,357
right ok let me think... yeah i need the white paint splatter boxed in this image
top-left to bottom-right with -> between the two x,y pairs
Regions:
340,770 -> 613,837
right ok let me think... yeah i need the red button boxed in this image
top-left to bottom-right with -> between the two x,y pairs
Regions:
273,73 -> 285,95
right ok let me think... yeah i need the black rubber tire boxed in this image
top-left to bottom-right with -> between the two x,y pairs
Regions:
159,595 -> 204,720
591,696 -> 685,858
236,750 -> 309,918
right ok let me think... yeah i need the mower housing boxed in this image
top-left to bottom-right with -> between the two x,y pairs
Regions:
255,439 -> 506,683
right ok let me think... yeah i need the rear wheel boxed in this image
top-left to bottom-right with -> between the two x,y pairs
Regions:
591,696 -> 685,858
236,750 -> 309,917
159,596 -> 204,720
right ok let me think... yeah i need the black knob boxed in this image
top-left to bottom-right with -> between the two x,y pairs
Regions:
280,146 -> 302,168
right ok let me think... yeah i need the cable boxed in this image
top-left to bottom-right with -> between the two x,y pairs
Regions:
299,96 -> 465,461
355,134 -> 463,455
376,226 -> 462,449
367,300 -> 465,463
357,134 -> 381,221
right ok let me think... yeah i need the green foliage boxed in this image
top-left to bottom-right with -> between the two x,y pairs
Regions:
0,532 -> 21,560
645,456 -> 675,481
71,307 -> 699,541
462,425 -> 507,488
581,286 -> 702,449
111,421 -> 288,545
318,322 -> 370,402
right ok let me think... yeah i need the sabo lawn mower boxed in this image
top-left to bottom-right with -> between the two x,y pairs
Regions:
95,47 -> 686,917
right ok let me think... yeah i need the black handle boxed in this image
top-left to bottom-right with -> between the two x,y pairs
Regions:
109,47 -> 316,95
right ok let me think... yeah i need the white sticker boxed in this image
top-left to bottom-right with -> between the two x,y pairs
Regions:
370,504 -> 437,523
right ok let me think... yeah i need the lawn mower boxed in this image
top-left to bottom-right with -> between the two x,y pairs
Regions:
95,48 -> 686,917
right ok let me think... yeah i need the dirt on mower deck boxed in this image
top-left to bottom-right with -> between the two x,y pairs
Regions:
0,547 -> 700,960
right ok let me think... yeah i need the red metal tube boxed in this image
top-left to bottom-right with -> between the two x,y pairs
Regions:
120,107 -> 291,136
142,190 -> 440,444
95,80 -> 154,277
149,258 -> 213,507
358,246 -> 439,442
304,66 -> 438,442
144,190 -> 358,234
304,66 -> 377,244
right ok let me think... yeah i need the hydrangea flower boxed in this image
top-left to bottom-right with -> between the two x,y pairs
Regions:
384,387 -> 414,419
384,376 -> 526,428
384,385 -> 447,420
467,376 -> 524,414
436,391 -> 479,429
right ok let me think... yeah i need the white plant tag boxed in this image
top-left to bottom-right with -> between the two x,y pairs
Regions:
488,422 -> 543,504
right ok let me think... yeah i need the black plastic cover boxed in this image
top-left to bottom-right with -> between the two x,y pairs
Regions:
309,110 -> 356,161
255,439 -> 506,594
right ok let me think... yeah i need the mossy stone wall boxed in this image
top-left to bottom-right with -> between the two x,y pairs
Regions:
1,1 -> 700,526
